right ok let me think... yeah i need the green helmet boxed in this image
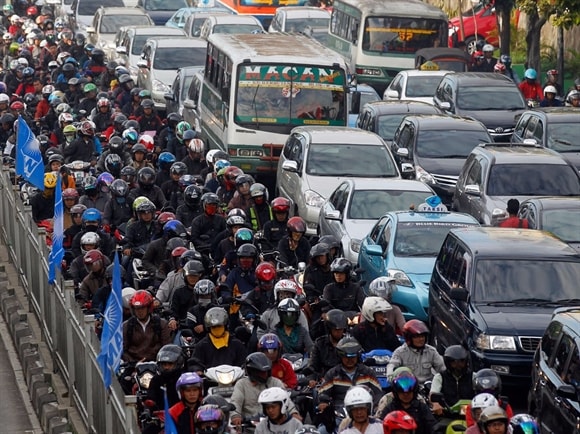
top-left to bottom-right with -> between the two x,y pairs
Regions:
3,4 -> 13,12
176,121 -> 192,142
63,125 -> 77,134
132,196 -> 152,212
84,83 -> 97,93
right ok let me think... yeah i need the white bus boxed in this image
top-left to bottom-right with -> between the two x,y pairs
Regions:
200,33 -> 349,174
328,0 -> 448,93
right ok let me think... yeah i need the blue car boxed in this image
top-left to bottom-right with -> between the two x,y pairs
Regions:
357,201 -> 479,321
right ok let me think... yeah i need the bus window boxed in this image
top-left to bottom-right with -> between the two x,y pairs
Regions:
363,17 -> 446,53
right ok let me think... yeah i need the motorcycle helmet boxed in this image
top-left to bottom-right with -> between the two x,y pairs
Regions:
257,333 -> 282,357
214,159 -> 231,174
137,167 -> 156,189
287,216 -> 306,235
104,153 -> 123,176
249,182 -> 268,204
335,336 -> 362,359
70,204 -> 87,218
184,184 -> 203,207
325,309 -> 348,331
122,287 -> 136,310
194,279 -> 215,296
499,54 -> 512,67
368,276 -> 397,301
443,345 -> 469,374
235,174 -> 253,189
277,298 -> 300,327
175,121 -> 191,142
237,243 -> 258,270
79,120 -> 94,136
478,406 -> 508,433
255,262 -> 276,287
141,98 -> 154,109
138,134 -> 155,153
204,307 -> 229,330
96,172 -> 114,193
201,192 -> 219,215
170,161 -> 187,177
48,153 -> 64,165
167,112 -> 182,128
176,372 -> 203,399
81,207 -> 102,226
104,262 -> 126,282
156,344 -> 184,376
392,368 -> 419,396
245,352 -> 272,384
224,166 -> 243,185
544,85 -> 557,96
179,174 -> 199,190
473,368 -> 502,396
135,198 -> 156,215
80,231 -> 101,254
194,405 -> 226,434
44,171 -> 57,189
330,257 -> 352,275
274,279 -> 298,301
124,129 -> 140,146
62,187 -> 79,201
382,410 -> 417,434
130,289 -> 154,313
482,44 -> 494,53
524,68 -> 537,80
493,62 -> 506,73
470,393 -> 498,420
83,249 -> 104,271
344,386 -> 373,417
510,414 -> 539,434
113,113 -> 128,131
361,296 -> 392,322
402,319 -> 429,347
158,152 -> 176,171
258,387 -> 290,415
183,260 -> 205,280
227,214 -> 245,229
163,220 -> 187,240
166,237 -> 186,255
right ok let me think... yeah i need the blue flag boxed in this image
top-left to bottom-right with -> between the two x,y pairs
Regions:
97,252 -> 123,389
15,115 -> 44,191
48,173 -> 64,284
164,387 -> 178,434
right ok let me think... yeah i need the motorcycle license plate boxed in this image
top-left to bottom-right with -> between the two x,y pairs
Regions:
373,366 -> 387,375
209,386 -> 234,396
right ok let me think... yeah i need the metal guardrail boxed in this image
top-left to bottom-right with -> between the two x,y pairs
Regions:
0,166 -> 140,434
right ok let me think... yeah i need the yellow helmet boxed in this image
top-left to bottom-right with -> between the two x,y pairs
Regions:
420,61 -> 439,71
44,171 -> 58,189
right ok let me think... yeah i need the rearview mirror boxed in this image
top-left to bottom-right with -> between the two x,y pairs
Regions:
137,59 -> 148,69
396,148 -> 409,158
362,244 -> 382,257
384,89 -> 399,100
324,210 -> 341,221
557,384 -> 578,401
115,46 -> 127,55
86,26 -> 95,34
450,287 -> 468,301
464,184 -> 481,196
430,392 -> 444,404
164,92 -> 174,101
282,160 -> 299,173
438,101 -> 451,111
183,100 -> 196,110
401,163 -> 415,179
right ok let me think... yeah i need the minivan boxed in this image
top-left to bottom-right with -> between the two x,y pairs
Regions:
429,227 -> 580,386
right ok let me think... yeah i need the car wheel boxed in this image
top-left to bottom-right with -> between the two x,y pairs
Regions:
464,36 -> 482,55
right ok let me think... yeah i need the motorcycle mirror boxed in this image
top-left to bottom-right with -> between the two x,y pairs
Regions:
363,357 -> 377,366
143,399 -> 156,408
451,425 -> 467,432
429,392 -> 444,404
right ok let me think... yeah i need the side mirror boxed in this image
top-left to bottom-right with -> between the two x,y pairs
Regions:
396,148 -> 409,158
282,160 -> 299,173
86,26 -> 95,34
183,99 -> 196,110
439,101 -> 451,111
324,210 -> 341,221
450,287 -> 468,301
557,384 -> 578,401
430,392 -> 444,404
164,92 -> 174,101
351,91 -> 361,115
464,184 -> 481,196
137,59 -> 148,69
362,244 -> 383,257
384,89 -> 399,100
401,163 -> 415,178
115,46 -> 127,55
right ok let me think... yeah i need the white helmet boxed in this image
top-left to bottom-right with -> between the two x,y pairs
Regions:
17,57 -> 29,67
189,138 -> 205,153
274,279 -> 298,300
0,93 -> 10,103
258,386 -> 290,415
80,231 -> 101,253
344,386 -> 373,416
544,85 -> 557,95
205,149 -> 219,165
10,15 -> 20,24
361,296 -> 392,322
482,44 -> 494,53
368,276 -> 397,300
122,287 -> 136,309
471,393 -> 499,419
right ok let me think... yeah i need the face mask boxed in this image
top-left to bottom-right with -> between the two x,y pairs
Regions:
116,197 -> 126,204
198,298 -> 211,307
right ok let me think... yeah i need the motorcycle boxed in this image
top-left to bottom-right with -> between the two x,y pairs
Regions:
205,364 -> 245,400
361,349 -> 393,392
430,392 -> 470,434
64,160 -> 94,193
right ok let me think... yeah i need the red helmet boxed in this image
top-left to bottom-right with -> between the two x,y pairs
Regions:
130,290 -> 154,311
493,62 -> 506,73
383,410 -> 418,434
287,216 -> 306,234
62,188 -> 79,199
172,246 -> 188,258
157,211 -> 176,226
271,197 -> 291,213
255,262 -> 277,282
402,319 -> 429,344
224,166 -> 243,185
10,101 -> 24,111
83,249 -> 104,265
27,6 -> 38,16
547,69 -> 558,76
139,134 -> 155,152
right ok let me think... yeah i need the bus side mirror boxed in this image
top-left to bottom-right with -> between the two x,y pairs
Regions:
351,91 -> 361,114
221,86 -> 230,103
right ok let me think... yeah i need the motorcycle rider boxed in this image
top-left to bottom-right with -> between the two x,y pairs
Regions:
176,184 -> 204,228
248,183 -> 272,231
352,296 -> 401,352
257,333 -> 298,389
185,279 -> 218,341
30,172 -> 57,222
102,179 -> 132,232
228,173 -> 254,214
256,387 -> 303,434
259,279 -> 310,339
71,207 -> 114,259
168,372 -> 205,433
262,197 -> 291,246
465,393 -> 498,434
169,259 -> 206,330
273,298 -> 313,355
465,369 -> 513,427
142,220 -> 187,278
540,85 -> 563,107
477,406 -> 509,434
146,344 -> 186,410
367,277 -> 405,334
322,258 -> 365,313
339,386 -> 384,434
518,69 -> 543,103
243,262 -> 278,314
386,320 -> 445,385
277,216 -> 310,268
77,249 -> 107,305
224,243 -> 259,301
304,242 -> 333,300
128,167 -> 167,210
190,192 -> 226,253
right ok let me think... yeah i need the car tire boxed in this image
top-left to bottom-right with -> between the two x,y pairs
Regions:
464,36 -> 484,55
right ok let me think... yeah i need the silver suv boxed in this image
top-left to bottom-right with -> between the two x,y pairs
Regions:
452,143 -> 580,225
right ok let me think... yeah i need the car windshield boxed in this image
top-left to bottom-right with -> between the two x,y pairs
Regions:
546,122 -> 580,152
394,220 -> 477,256
416,129 -> 490,158
456,86 -> 526,110
405,76 -> 444,97
474,259 -> 580,303
486,164 -> 580,196
285,17 -> 329,32
78,0 -> 123,15
542,210 -> 580,243
212,24 -> 262,34
153,46 -> 206,70
461,2 -> 486,16
348,190 -> 431,219
100,15 -> 152,33
306,144 -> 399,177
143,0 -> 188,11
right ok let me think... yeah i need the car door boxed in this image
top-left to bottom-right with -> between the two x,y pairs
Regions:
391,121 -> 413,166
183,71 -> 202,132
277,133 -> 304,206
320,182 -> 349,239
358,215 -> 389,278
454,155 -> 483,219
511,113 -> 530,143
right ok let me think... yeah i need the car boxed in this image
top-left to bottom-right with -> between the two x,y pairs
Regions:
348,84 -> 380,127
433,72 -> 527,142
87,7 -> 154,59
276,127 -> 401,236
183,11 -> 233,37
114,25 -> 186,81
70,0 -> 124,32
448,1 -> 498,53
429,227 -> 580,386
390,114 -> 493,205
268,6 -> 330,34
181,67 -> 205,134
164,66 -> 204,118
136,0 -> 189,26
518,197 -> 580,251
529,307 -> 580,433
164,4 -> 232,28
511,108 -> 580,170
414,48 -> 471,72
383,70 -> 450,105
318,179 -> 435,263
137,37 -> 207,111
452,143 -> 580,225
357,101 -> 442,145
198,14 -> 264,40
358,203 -> 479,321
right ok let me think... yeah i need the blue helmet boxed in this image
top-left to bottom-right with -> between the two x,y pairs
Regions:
82,208 -> 102,224
163,220 -> 187,239
158,151 -> 176,171
97,172 -> 114,189
524,68 -> 537,80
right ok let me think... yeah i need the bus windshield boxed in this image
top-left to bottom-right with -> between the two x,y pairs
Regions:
362,17 -> 447,54
235,64 -> 346,128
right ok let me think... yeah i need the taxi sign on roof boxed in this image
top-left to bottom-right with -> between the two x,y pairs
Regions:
416,195 -> 448,212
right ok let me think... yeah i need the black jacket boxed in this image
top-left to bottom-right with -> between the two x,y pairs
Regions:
170,284 -> 197,322
30,192 -> 55,222
190,213 -> 226,252
188,334 -> 248,371
125,220 -> 155,250
277,236 -> 310,268
322,281 -> 365,313
128,185 -> 167,211
381,399 -> 437,434
62,136 -> 97,164
303,264 -> 332,297
352,321 -> 401,352
440,370 -> 475,406
308,335 -> 341,380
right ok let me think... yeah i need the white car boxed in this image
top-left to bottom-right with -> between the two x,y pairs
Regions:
276,127 -> 401,237
383,70 -> 450,105
318,179 -> 434,263
198,14 -> 264,40
137,37 -> 207,111
268,6 -> 330,33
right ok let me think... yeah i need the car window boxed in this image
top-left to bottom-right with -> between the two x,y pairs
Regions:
405,76 -> 444,98
565,345 -> 580,387
533,119 -> 544,142
143,0 -> 187,11
465,158 -> 482,187
100,15 -> 152,33
526,205 -> 537,228
553,334 -> 574,379
435,234 -> 458,286
283,135 -> 301,161
78,0 -> 123,16
514,114 -> 530,138
456,86 -> 525,110
447,245 -> 469,289
348,190 -> 431,220
541,321 -> 562,360
416,129 -> 490,158
369,216 -> 388,243
153,46 -> 206,70
329,183 -> 348,210
188,74 -> 201,101
523,117 -> 537,140
378,220 -> 392,252
395,124 -> 412,150
390,75 -> 402,93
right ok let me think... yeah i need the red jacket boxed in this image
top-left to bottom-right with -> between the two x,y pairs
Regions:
169,401 -> 197,434
499,216 -> 529,228
271,358 -> 298,389
518,81 -> 543,101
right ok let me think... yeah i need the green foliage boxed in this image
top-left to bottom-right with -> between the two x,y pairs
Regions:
516,0 -> 580,27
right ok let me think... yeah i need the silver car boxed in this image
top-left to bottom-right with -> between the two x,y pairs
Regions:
318,178 -> 434,263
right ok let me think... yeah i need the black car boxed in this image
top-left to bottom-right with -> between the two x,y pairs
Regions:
433,72 -> 527,142
429,227 -> 580,386
511,108 -> 580,170
529,307 -> 580,434
391,114 -> 492,205
356,100 -> 442,145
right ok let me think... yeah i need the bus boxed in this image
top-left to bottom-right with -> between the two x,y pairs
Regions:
216,0 -> 309,28
200,33 -> 349,174
328,0 -> 448,92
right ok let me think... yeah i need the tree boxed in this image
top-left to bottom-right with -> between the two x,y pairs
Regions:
493,0 -> 516,55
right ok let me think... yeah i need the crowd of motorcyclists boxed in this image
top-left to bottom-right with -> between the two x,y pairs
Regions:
0,3 -> 550,434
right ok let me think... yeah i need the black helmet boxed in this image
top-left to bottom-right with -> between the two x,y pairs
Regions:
156,344 -> 185,375
167,112 -> 182,128
473,368 -> 502,396
180,249 -> 204,268
170,161 -> 188,176
121,165 -> 137,182
234,228 -> 254,247
319,235 -> 341,251
443,345 -> 469,373
237,243 -> 258,259
277,298 -> 300,326
163,220 -> 187,240
245,352 -> 272,384
104,153 -> 122,176
184,184 -> 203,207
335,336 -> 362,358
183,260 -> 205,277
105,263 -> 127,281
110,179 -> 129,198
138,167 -> 156,188
330,257 -> 352,274
310,242 -> 330,259
113,113 -> 128,130
166,237 -> 186,253
201,192 -> 219,207
108,136 -> 124,154
325,309 -> 348,330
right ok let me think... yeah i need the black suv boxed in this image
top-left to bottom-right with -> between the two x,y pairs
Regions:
391,114 -> 492,205
429,227 -> 580,386
452,143 -> 580,225
511,107 -> 580,170
529,307 -> 580,434
433,72 -> 526,142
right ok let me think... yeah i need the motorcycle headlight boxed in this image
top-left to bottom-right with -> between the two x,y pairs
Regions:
476,334 -> 516,351
415,165 -> 435,185
216,369 -> 235,385
139,372 -> 154,389
387,269 -> 413,287
304,189 -> 325,208
292,358 -> 303,371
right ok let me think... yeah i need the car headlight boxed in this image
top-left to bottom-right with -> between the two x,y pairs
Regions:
304,190 -> 325,208
415,165 -> 435,185
350,238 -> 361,253
152,79 -> 170,93
387,269 -> 413,287
476,334 -> 516,351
